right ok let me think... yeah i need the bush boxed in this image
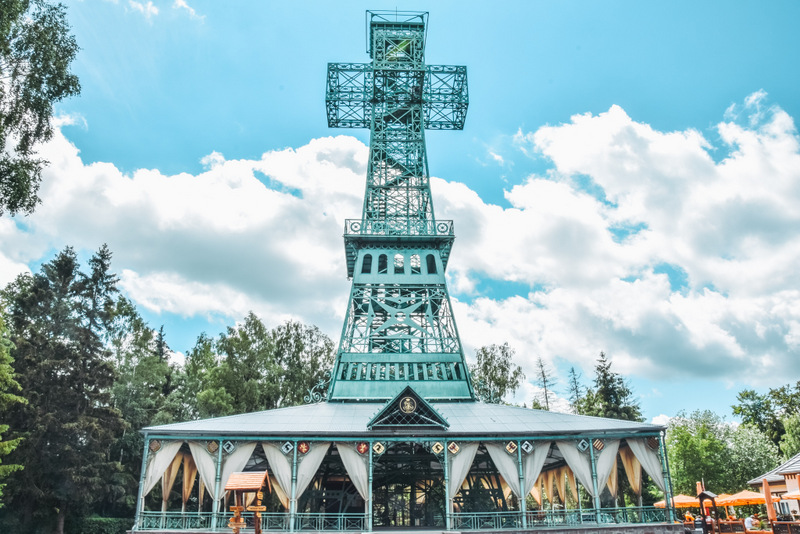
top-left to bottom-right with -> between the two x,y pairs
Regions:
66,516 -> 132,534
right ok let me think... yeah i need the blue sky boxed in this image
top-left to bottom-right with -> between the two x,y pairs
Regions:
3,0 -> 800,423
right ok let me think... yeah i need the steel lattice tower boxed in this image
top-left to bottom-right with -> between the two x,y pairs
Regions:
325,11 -> 473,401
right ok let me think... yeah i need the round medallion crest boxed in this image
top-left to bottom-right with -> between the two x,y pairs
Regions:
399,396 -> 417,414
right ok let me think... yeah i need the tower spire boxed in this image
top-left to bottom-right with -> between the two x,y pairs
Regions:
325,10 -> 472,402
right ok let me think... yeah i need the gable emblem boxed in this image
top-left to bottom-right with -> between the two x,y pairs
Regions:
400,396 -> 417,414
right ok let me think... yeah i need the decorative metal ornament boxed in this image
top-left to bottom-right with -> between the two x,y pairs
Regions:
372,442 -> 386,455
399,396 -> 417,414
447,442 -> 460,455
149,439 -> 161,453
648,437 -> 659,450
297,441 -> 310,455
222,440 -> 236,454
593,439 -> 605,451
505,441 -> 518,455
521,441 -> 534,454
356,442 -> 369,455
281,441 -> 294,455
431,442 -> 445,455
207,441 -> 219,454
577,439 -> 590,452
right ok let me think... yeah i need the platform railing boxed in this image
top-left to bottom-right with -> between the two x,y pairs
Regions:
135,510 -> 365,531
452,506 -> 668,530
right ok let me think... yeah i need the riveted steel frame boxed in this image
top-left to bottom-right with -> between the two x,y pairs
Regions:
326,11 -> 472,401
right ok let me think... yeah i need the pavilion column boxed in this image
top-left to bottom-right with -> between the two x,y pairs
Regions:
289,441 -> 298,532
588,440 -> 601,522
132,434 -> 151,531
212,439 -> 223,531
367,442 -> 373,532
517,441 -> 527,529
444,443 -> 450,531
659,433 -> 675,523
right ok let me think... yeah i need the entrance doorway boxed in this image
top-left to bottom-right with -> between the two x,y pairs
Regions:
372,442 -> 445,528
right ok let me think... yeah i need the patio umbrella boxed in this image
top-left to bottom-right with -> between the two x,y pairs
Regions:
654,494 -> 701,508
716,490 -> 766,506
781,490 -> 800,500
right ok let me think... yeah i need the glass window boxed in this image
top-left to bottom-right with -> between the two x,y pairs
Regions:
394,253 -> 404,274
410,254 -> 421,274
378,254 -> 388,274
426,254 -> 437,274
361,254 -> 373,274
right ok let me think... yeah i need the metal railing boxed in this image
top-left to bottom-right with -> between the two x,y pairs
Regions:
452,506 -> 668,530
295,512 -> 366,531
345,218 -> 453,237
135,510 -> 364,531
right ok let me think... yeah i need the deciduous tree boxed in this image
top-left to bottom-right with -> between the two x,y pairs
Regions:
0,0 -> 81,215
469,342 -> 525,403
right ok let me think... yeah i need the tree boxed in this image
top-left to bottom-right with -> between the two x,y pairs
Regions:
732,382 -> 800,448
0,247 -> 124,533
667,411 -> 731,495
533,356 -> 556,410
780,413 -> 800,460
469,343 -> 525,403
566,366 -> 583,412
577,352 -> 642,421
0,0 -> 81,215
0,314 -> 25,506
193,313 -> 335,418
728,424 -> 780,490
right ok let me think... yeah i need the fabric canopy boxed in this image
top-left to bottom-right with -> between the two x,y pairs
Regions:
619,446 -> 642,496
523,441 -> 550,497
627,438 -> 666,492
188,441 -> 217,502
654,494 -> 700,508
262,443 -> 292,509
717,490 -> 766,506
336,443 -> 370,500
295,443 -> 330,502
143,440 -> 183,497
448,443 -> 479,499
781,490 -> 800,500
485,443 -> 522,498
556,441 -> 594,496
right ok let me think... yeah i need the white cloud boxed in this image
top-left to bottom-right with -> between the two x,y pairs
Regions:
173,0 -> 204,20
129,1 -> 158,21
4,91 -> 800,399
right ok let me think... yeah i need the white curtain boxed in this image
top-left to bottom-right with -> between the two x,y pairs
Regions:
143,440 -> 183,496
485,443 -> 522,498
336,443 -> 370,500
262,443 -> 292,508
220,442 -> 258,494
627,438 -> 665,491
556,441 -> 595,496
448,443 -> 479,499
523,441 -> 550,496
595,440 -> 620,495
295,443 -> 330,500
188,441 -> 219,502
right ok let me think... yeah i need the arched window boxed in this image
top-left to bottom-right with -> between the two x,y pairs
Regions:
394,254 -> 404,274
426,254 -> 437,274
410,254 -> 421,274
361,254 -> 373,274
378,254 -> 388,274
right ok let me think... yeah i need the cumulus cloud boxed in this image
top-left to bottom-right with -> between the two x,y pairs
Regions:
3,91 -> 799,399
129,1 -> 158,21
443,93 -> 800,388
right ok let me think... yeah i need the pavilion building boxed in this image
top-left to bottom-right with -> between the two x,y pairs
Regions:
131,10 -> 679,533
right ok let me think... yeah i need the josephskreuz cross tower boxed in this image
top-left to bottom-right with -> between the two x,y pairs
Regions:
325,11 -> 472,402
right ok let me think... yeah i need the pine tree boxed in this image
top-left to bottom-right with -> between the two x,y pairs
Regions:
533,356 -> 556,410
1,246 -> 125,533
566,366 -> 583,413
578,352 -> 642,422
0,315 -> 25,506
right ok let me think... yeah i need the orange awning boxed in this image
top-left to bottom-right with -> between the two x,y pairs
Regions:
716,490 -> 766,506
224,471 -> 269,492
781,490 -> 800,500
654,494 -> 701,508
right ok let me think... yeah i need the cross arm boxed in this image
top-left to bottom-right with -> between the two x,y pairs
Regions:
325,63 -> 469,130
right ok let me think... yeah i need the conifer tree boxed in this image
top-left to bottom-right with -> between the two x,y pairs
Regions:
578,352 -> 642,422
0,315 -> 25,506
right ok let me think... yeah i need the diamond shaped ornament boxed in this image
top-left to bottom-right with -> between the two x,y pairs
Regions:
372,442 -> 385,455
521,441 -> 533,454
577,439 -> 589,452
447,442 -> 460,455
505,441 -> 518,454
431,442 -> 444,455
281,441 -> 294,455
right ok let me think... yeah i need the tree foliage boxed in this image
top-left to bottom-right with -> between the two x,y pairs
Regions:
566,366 -> 583,412
533,356 -> 556,410
732,382 -> 800,449
0,246 -> 125,533
576,352 -> 642,421
0,314 -> 25,506
0,0 -> 81,215
780,413 -> 800,460
667,410 -> 780,495
469,342 -> 525,404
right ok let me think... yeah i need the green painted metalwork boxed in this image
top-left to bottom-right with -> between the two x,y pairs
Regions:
326,10 -> 473,402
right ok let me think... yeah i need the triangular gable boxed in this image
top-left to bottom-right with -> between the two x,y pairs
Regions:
368,386 -> 449,430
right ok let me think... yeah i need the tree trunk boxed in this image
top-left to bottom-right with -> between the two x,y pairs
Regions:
55,505 -> 66,534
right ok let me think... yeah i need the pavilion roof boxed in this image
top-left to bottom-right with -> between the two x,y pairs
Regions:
143,401 -> 663,438
748,451 -> 800,486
